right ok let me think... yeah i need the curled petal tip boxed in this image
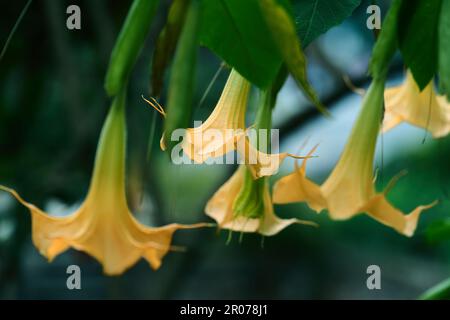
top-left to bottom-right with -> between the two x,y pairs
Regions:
403,201 -> 437,237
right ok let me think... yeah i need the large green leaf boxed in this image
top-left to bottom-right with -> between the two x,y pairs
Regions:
260,0 -> 327,114
438,0 -> 450,100
199,0 -> 283,88
398,0 -> 442,90
293,0 -> 362,47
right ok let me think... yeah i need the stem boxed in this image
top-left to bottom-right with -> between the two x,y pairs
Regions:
199,62 -> 226,108
419,278 -> 450,300
0,0 -> 33,62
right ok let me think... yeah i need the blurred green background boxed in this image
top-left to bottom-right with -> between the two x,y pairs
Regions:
1,0 -> 449,299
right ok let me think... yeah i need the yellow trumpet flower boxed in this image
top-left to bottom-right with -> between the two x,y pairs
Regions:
182,69 -> 250,163
0,90 -> 207,275
273,77 -> 436,236
383,70 -> 450,138
182,69 -> 300,178
205,166 -> 316,237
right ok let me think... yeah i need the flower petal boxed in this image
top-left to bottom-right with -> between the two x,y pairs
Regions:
205,166 -> 316,236
205,167 -> 245,228
0,185 -> 208,275
272,157 -> 326,212
258,187 -> 317,236
383,71 -> 450,138
360,194 -> 437,237
236,135 -> 289,178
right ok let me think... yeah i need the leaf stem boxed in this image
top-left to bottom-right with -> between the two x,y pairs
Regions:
419,277 -> 450,300
0,0 -> 33,63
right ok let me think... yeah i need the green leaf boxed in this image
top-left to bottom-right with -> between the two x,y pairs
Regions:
199,0 -> 283,88
369,0 -> 402,79
259,0 -> 327,115
398,0 -> 442,90
293,0 -> 362,47
151,0 -> 189,98
438,0 -> 450,100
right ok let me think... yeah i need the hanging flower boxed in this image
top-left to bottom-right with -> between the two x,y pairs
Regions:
205,165 -> 316,237
0,91 -> 207,275
383,70 -> 450,138
181,69 -> 305,178
273,77 -> 436,236
182,69 -> 250,163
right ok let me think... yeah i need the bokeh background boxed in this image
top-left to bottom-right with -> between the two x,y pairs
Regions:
1,0 -> 449,299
